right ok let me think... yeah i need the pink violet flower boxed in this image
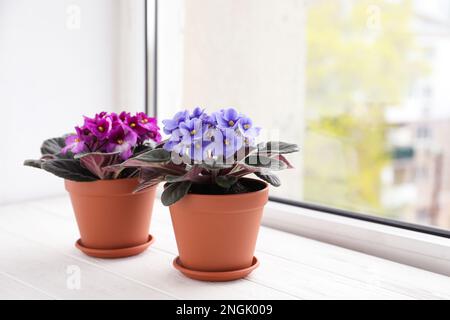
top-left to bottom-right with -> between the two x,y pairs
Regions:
63,111 -> 161,160
62,126 -> 87,154
106,125 -> 138,160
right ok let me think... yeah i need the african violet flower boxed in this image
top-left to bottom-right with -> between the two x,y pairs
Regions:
162,110 -> 190,134
179,118 -> 205,144
106,125 -> 138,159
214,107 -> 241,130
62,126 -> 87,154
84,114 -> 111,140
63,111 -> 161,160
24,111 -> 165,183
118,107 -> 299,205
238,117 -> 261,145
190,107 -> 205,119
127,112 -> 161,143
163,107 -> 260,162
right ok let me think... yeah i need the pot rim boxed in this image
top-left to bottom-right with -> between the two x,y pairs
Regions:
65,177 -> 157,196
65,177 -> 139,184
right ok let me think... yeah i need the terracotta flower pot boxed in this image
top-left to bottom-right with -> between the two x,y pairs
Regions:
169,178 -> 269,281
65,178 -> 157,258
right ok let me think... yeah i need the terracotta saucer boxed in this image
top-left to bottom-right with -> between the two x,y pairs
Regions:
75,234 -> 154,258
173,256 -> 259,281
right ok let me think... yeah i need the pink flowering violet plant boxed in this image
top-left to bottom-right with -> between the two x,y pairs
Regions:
24,111 -> 162,181
63,111 -> 161,160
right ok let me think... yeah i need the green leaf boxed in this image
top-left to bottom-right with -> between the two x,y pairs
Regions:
165,165 -> 204,183
257,141 -> 299,155
273,154 -> 294,169
134,168 -> 165,193
161,181 -> 192,206
23,159 -> 43,169
41,159 -> 97,182
199,161 -> 234,170
132,143 -> 154,156
134,148 -> 171,163
244,155 -> 288,171
229,181 -> 249,194
165,175 -> 189,183
215,175 -> 238,188
40,137 -> 66,155
254,172 -> 281,187
77,152 -> 122,179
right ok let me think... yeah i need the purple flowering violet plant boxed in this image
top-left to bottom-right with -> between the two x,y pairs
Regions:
116,107 -> 299,205
24,111 -> 162,181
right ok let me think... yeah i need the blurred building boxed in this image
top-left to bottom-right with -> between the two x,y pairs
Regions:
385,115 -> 450,228
383,0 -> 450,228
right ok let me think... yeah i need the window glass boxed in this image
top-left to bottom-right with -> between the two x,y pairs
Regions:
158,0 -> 450,230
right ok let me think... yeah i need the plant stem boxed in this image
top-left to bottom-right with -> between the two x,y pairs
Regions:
211,168 -> 218,184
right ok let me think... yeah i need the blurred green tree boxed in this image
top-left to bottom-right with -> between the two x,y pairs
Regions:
304,0 -> 428,213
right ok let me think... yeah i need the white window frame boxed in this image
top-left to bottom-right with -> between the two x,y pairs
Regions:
147,0 -> 450,276
263,201 -> 450,276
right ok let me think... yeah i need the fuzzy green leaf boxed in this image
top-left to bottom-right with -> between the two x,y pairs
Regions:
254,172 -> 281,187
23,159 -> 43,169
134,168 -> 165,193
257,141 -> 299,155
41,159 -> 97,182
215,175 -> 238,188
77,152 -> 122,179
244,155 -> 288,171
199,161 -> 234,170
40,137 -> 66,155
161,181 -> 192,206
134,148 -> 171,163
165,165 -> 204,183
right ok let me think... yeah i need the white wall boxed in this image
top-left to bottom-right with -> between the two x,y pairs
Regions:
158,0 -> 305,199
0,0 -> 147,203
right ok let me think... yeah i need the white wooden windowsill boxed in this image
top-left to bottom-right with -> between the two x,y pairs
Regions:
262,201 -> 450,276
0,196 -> 449,300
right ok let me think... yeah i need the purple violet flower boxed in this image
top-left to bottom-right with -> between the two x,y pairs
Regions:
190,107 -> 205,119
162,108 -> 260,162
214,107 -> 242,129
163,129 -> 183,152
162,110 -> 190,135
179,118 -> 205,145
209,127 -> 244,159
238,117 -> 261,146
188,140 -> 212,162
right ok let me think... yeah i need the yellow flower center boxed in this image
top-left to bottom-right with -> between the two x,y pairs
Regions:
98,126 -> 104,132
244,124 -> 250,129
75,138 -> 80,142
190,129 -> 197,135
195,143 -> 201,149
141,118 -> 148,124
228,120 -> 235,126
117,139 -> 124,145
224,139 -> 230,145
130,123 -> 136,128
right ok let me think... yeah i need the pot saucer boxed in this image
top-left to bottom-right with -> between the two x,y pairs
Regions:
172,256 -> 259,281
75,234 -> 154,258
